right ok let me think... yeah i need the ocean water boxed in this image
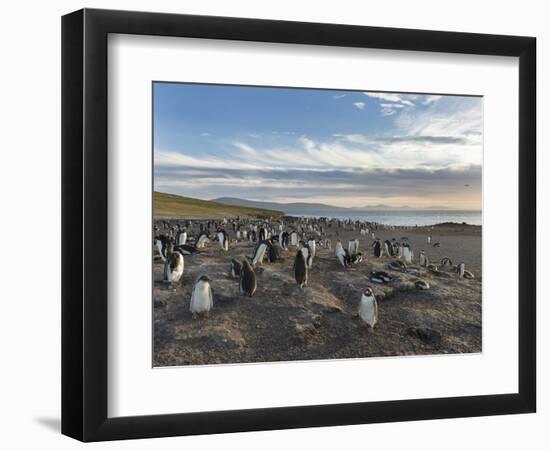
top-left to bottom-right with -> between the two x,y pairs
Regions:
289,210 -> 482,227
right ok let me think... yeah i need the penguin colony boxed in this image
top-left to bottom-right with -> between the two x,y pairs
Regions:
154,216 -> 476,329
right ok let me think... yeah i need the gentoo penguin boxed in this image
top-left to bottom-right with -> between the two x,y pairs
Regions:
196,232 -> 210,249
190,275 -> 213,319
358,287 -> 378,331
299,241 -> 312,269
279,231 -> 289,251
463,270 -> 475,279
350,252 -> 363,265
372,239 -> 382,258
174,244 -> 200,256
415,279 -> 430,290
163,251 -> 184,287
419,250 -> 428,267
290,230 -> 298,246
251,240 -> 269,266
403,244 -> 413,264
388,260 -> 407,272
395,242 -> 403,259
176,229 -> 187,246
230,258 -> 242,279
348,239 -> 359,255
458,262 -> 466,278
440,256 -> 453,267
432,242 -> 441,248
335,240 -> 349,269
236,230 -> 241,241
307,238 -> 316,259
216,228 -> 229,251
154,235 -> 169,262
307,239 -> 316,269
370,271 -> 392,283
325,238 -> 332,250
383,240 -> 393,257
259,227 -> 267,242
266,239 -> 281,263
427,235 -> 432,245
427,264 -> 439,273
240,259 -> 257,297
293,249 -> 308,288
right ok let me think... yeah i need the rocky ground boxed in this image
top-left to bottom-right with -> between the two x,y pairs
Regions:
153,223 -> 482,367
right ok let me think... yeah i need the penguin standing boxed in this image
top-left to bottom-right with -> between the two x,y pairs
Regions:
230,258 -> 242,279
293,249 -> 308,288
240,259 -> 257,297
349,239 -> 359,255
154,235 -> 169,262
267,239 -> 281,263
279,231 -> 289,251
458,262 -> 466,278
259,227 -> 267,242
307,238 -> 316,269
163,251 -> 184,287
216,229 -> 229,251
290,231 -> 298,246
335,241 -> 350,269
189,275 -> 213,318
383,240 -> 393,257
373,239 -> 382,258
419,250 -> 428,267
251,240 -> 269,266
403,244 -> 413,264
358,287 -> 378,331
307,238 -> 316,259
176,229 -> 187,246
427,235 -> 432,245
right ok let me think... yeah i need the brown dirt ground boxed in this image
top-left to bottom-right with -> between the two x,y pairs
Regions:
153,221 -> 481,367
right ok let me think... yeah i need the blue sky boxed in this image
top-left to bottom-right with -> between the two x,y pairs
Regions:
154,83 -> 482,209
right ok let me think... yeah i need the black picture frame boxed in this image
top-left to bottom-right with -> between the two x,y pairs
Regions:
62,8 -> 536,442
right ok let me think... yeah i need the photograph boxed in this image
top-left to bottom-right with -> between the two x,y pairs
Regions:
152,83 -> 483,367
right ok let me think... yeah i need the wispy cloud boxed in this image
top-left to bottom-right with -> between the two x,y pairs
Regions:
423,95 -> 442,105
154,85 -> 482,208
364,92 -> 417,116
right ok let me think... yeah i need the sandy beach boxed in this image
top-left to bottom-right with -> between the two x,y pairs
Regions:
153,218 -> 481,367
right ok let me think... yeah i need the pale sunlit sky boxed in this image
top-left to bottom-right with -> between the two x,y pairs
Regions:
153,83 -> 482,210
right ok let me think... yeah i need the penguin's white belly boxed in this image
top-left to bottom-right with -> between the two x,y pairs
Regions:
359,297 -> 378,327
178,233 -> 187,245
172,265 -> 184,283
190,283 -> 212,313
156,240 -> 165,260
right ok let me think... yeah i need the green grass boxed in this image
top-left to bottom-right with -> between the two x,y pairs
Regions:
154,191 -> 284,220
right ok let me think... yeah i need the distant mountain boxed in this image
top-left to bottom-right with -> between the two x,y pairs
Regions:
212,197 -> 452,215
211,197 -> 351,214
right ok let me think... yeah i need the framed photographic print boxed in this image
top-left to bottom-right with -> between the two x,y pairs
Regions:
61,8 -> 536,442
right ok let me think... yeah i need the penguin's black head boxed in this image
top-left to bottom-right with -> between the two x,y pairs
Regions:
363,287 -> 374,297
198,275 -> 211,283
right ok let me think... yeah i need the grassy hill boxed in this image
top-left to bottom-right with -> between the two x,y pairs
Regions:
154,192 -> 283,220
